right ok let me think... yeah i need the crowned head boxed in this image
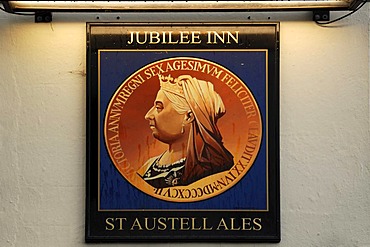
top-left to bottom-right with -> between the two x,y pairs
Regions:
158,74 -> 185,98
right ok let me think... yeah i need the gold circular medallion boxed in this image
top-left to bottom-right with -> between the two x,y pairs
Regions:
104,57 -> 262,202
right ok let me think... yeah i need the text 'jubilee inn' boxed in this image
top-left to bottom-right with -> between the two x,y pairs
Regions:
127,31 -> 240,45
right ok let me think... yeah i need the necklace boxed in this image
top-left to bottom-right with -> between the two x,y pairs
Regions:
152,157 -> 186,173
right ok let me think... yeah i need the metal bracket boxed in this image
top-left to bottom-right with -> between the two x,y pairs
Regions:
35,11 -> 52,23
313,10 -> 330,21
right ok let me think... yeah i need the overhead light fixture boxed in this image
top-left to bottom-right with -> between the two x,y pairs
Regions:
1,1 -> 366,12
1,1 -> 367,24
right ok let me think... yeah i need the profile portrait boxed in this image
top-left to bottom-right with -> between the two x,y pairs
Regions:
137,74 -> 234,188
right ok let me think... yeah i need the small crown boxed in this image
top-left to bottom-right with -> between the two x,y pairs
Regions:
158,74 -> 185,97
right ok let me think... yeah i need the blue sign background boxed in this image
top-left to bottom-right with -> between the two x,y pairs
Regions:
99,50 -> 267,210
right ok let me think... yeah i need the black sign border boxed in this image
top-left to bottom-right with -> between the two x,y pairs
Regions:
86,22 -> 280,243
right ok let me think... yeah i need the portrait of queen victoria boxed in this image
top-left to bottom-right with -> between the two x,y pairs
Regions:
137,74 -> 234,188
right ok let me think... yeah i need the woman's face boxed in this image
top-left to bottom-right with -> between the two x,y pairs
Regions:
145,90 -> 185,144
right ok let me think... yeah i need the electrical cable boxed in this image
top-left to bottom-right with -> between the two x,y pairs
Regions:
315,0 -> 367,25
0,4 -> 35,16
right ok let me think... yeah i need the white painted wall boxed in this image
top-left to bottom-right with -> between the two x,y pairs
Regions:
0,6 -> 369,247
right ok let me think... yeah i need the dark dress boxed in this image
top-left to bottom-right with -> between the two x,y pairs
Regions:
140,153 -> 186,188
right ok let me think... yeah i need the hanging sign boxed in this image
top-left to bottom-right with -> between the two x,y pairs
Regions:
86,22 -> 280,242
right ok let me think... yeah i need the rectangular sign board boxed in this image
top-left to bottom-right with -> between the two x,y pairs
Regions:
86,22 -> 280,242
